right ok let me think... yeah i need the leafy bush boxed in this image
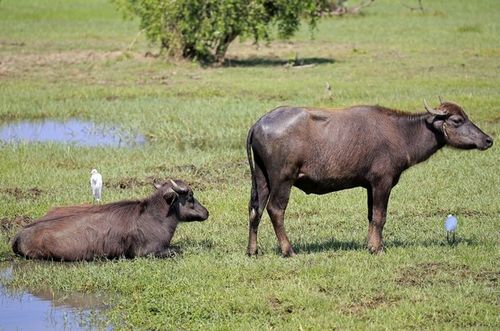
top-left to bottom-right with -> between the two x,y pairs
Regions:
112,0 -> 330,63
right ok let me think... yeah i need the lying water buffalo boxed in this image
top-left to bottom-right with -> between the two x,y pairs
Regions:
246,99 -> 493,256
12,179 -> 209,261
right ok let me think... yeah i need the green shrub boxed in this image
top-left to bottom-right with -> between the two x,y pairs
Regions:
112,0 -> 329,63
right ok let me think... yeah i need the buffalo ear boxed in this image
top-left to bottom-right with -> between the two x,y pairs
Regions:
426,117 -> 445,132
425,115 -> 444,125
163,191 -> 178,205
153,182 -> 162,190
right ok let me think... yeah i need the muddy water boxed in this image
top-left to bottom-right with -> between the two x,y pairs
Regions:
0,119 -> 146,147
0,267 -> 111,330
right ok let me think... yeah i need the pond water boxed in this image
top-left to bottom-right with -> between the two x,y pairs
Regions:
0,266 -> 110,330
0,119 -> 146,147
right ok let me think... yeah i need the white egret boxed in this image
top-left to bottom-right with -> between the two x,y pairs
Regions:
444,214 -> 457,242
325,82 -> 332,98
90,169 -> 103,203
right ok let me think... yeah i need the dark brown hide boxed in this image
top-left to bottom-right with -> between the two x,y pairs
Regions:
246,101 -> 493,256
12,179 -> 209,261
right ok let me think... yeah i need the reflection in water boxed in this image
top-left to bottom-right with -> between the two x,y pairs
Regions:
0,266 -> 110,330
0,119 -> 146,147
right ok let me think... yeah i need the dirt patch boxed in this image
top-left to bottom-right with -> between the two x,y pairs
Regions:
0,50 -> 151,76
342,295 -> 398,315
474,271 -> 499,286
105,95 -> 120,101
0,40 -> 26,47
316,285 -> 331,294
268,297 -> 295,314
150,161 -> 248,190
108,161 -> 247,192
158,164 -> 203,175
398,263 -> 499,288
107,176 -> 157,190
157,164 -> 214,190
0,187 -> 43,200
396,262 -> 447,286
395,262 -> 487,287
268,297 -> 281,311
107,174 -> 214,192
8,50 -> 123,66
0,215 -> 32,232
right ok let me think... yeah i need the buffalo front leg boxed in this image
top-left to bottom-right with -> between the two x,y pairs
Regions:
367,184 -> 392,254
153,246 -> 181,258
266,181 -> 295,257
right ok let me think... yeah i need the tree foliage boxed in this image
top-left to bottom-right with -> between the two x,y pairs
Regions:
112,0 -> 330,63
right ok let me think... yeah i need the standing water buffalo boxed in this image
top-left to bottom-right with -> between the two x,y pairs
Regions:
12,179 -> 209,261
246,99 -> 493,256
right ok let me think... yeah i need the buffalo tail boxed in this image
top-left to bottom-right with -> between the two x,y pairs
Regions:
246,126 -> 258,213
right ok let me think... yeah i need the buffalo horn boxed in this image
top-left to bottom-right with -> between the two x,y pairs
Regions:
424,99 -> 447,116
169,179 -> 186,194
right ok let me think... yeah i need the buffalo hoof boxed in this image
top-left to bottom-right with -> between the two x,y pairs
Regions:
247,248 -> 258,257
368,246 -> 384,254
282,248 -> 296,258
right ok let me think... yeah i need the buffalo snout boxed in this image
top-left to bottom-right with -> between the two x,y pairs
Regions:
472,129 -> 493,150
481,136 -> 493,150
192,201 -> 209,222
178,197 -> 209,222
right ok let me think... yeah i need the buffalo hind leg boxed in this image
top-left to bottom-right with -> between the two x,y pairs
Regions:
267,181 -> 295,257
247,162 -> 270,256
367,183 -> 392,254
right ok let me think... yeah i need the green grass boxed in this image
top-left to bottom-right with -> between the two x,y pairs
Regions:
0,0 -> 499,329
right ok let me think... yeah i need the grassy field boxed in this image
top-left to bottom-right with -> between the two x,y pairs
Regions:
0,0 -> 499,329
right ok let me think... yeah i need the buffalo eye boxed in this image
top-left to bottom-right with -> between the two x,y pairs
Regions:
449,116 -> 464,126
